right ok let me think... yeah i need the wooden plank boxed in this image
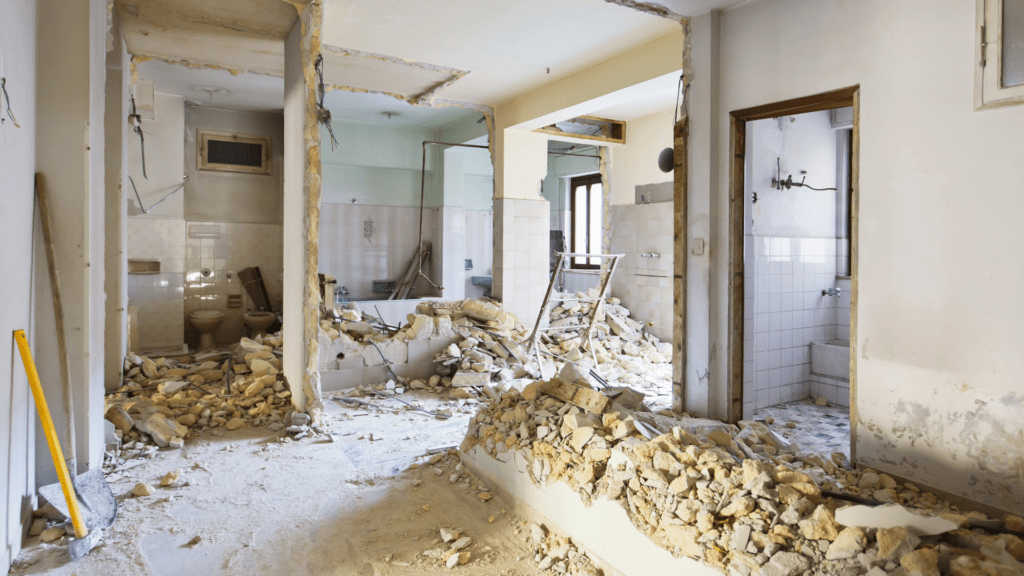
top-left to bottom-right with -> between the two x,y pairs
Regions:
728,118 -> 746,424
672,117 -> 688,414
848,88 -> 861,465
730,86 -> 858,122
35,174 -> 76,459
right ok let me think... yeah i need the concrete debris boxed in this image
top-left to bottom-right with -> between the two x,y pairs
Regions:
105,333 -> 305,461
159,469 -> 181,486
132,483 -> 154,497
459,381 -> 1024,576
38,526 -> 65,543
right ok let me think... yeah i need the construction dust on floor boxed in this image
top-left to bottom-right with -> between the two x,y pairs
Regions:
12,297 -> 1024,576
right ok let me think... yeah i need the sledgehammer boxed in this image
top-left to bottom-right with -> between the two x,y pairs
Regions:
14,330 -> 102,560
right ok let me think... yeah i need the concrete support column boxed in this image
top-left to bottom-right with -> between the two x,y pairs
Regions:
493,128 -> 550,325
683,11 -> 721,418
33,0 -> 109,481
283,3 -> 324,418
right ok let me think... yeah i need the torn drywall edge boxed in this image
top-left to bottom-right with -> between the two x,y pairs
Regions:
417,70 -> 471,106
603,0 -> 688,22
299,1 -> 325,422
671,19 -> 691,415
321,44 -> 469,77
128,54 -> 281,87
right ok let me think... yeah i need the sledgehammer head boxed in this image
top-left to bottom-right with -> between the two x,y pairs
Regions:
67,529 -> 102,561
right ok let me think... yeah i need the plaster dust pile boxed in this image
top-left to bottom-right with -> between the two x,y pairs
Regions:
104,333 -> 306,460
460,380 -> 1024,576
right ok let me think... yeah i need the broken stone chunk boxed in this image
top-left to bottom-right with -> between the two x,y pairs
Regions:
798,505 -> 840,541
39,526 -> 65,543
875,526 -> 921,562
160,469 -> 181,486
133,483 -> 154,497
755,551 -> 810,576
137,413 -> 187,448
225,418 -> 246,431
452,371 -> 491,387
825,527 -> 866,560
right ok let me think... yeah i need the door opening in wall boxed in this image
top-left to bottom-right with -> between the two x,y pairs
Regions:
728,86 -> 860,462
569,173 -> 604,270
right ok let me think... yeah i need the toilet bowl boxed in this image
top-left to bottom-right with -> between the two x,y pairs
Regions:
242,310 -> 277,338
188,310 -> 224,350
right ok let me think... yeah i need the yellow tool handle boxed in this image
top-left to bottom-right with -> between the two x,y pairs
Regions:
14,329 -> 87,538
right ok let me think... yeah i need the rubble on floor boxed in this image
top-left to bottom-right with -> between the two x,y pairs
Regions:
458,379 -> 1024,576
324,293 -> 674,410
104,333 -> 316,464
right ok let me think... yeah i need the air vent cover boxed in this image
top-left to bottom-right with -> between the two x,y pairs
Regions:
197,130 -> 271,174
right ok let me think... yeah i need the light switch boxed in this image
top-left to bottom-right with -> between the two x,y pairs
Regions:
692,238 -> 705,255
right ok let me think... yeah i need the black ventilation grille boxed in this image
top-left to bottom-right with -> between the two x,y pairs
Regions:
207,140 -> 264,168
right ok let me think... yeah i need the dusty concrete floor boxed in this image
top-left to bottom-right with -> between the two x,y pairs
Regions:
10,393 -> 546,575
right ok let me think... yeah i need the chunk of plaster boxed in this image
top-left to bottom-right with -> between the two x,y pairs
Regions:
835,504 -> 958,536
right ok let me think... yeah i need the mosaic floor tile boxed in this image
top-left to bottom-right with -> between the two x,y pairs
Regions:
753,400 -> 850,459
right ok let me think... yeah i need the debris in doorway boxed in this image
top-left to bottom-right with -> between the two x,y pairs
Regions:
132,483 -> 154,497
815,398 -> 828,406
105,332 -> 301,462
459,379 -> 1024,576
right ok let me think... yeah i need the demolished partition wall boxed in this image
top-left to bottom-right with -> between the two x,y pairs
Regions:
707,0 -> 1024,513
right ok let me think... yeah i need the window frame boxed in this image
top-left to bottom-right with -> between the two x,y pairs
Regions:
977,0 -> 1024,110
568,173 -> 603,270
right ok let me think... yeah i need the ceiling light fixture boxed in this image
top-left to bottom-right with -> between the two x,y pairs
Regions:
191,86 -> 229,102
382,111 -> 401,120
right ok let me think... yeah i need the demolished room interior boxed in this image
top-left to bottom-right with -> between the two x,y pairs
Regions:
2,0 -> 1024,575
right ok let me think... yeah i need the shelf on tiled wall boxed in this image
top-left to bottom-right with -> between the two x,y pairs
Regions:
609,204 -> 674,343
743,235 -> 849,413
127,218 -> 185,351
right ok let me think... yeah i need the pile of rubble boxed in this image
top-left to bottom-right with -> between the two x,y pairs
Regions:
459,379 -> 1024,576
104,333 -> 303,457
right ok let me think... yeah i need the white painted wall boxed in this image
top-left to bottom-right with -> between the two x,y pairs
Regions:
321,121 -> 443,207
282,20 -> 307,410
608,110 -> 673,205
747,111 -> 837,238
0,0 -> 37,569
127,93 -> 185,219
708,0 -> 1024,512
184,105 -> 284,224
32,0 -> 108,491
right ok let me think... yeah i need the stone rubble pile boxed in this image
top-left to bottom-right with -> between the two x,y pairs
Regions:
325,295 -> 675,411
459,381 -> 1024,576
104,333 -> 306,458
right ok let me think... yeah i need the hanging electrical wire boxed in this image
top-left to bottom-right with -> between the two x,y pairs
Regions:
128,95 -> 147,179
314,54 -> 340,150
1,78 -> 20,127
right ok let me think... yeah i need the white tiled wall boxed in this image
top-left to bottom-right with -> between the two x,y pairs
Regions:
127,218 -> 185,351
464,210 -> 493,299
184,221 -> 283,347
743,235 -> 848,414
494,198 -> 550,325
609,204 -> 674,342
809,276 -> 852,406
319,203 -> 441,300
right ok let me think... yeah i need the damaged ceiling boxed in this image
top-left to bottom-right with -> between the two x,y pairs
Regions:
115,0 -> 299,76
320,0 -> 683,106
134,58 -> 285,111
323,91 -> 480,128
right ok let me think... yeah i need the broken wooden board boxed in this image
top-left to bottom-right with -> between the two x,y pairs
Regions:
540,379 -> 609,414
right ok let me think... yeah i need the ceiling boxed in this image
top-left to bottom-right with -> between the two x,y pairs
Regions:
323,90 -> 481,127
134,59 -> 285,111
320,0 -> 682,106
117,0 -> 749,109
586,71 -> 682,120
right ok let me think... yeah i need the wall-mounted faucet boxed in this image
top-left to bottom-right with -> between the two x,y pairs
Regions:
822,287 -> 841,297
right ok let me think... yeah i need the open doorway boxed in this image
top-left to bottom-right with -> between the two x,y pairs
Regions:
729,87 -> 859,459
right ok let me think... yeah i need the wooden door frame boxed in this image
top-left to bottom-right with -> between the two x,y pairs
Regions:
727,86 -> 860,460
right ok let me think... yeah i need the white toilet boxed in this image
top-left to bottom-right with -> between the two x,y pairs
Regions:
188,310 -> 224,350
242,310 -> 276,338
